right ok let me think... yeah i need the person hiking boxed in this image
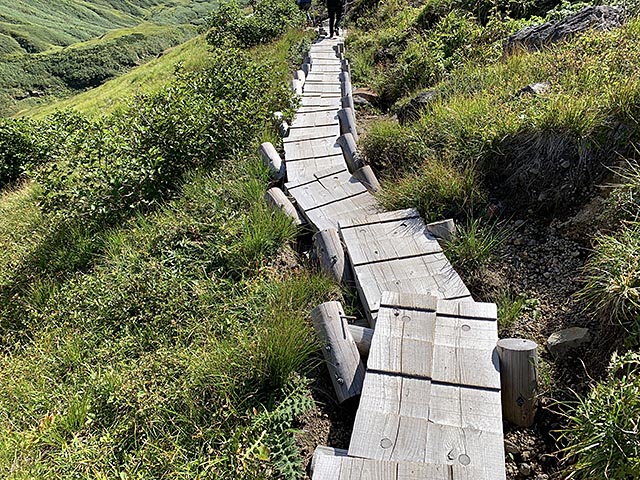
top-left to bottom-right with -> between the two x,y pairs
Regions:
326,0 -> 344,38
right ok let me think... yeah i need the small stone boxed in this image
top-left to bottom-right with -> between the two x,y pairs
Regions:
517,81 -> 551,96
561,160 -> 571,169
519,463 -> 532,476
427,218 -> 456,241
547,327 -> 592,357
515,219 -> 525,227
504,440 -> 519,455
353,88 -> 378,105
513,237 -> 524,246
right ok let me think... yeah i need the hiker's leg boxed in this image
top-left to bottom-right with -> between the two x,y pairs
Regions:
335,5 -> 342,34
328,6 -> 336,37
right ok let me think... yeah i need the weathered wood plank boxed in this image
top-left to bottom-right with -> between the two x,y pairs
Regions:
291,110 -> 339,128
283,136 -> 342,161
367,301 -> 436,377
285,156 -> 347,184
432,312 -> 500,389
284,124 -> 338,143
339,208 -> 421,229
287,172 -> 369,212
304,194 -> 379,232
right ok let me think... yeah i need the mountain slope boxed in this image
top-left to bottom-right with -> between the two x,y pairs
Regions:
0,0 -> 218,54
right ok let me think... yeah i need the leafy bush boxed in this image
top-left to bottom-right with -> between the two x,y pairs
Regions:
557,351 -> 640,479
577,225 -> 640,343
0,119 -> 46,188
32,48 -> 293,226
206,0 -> 305,48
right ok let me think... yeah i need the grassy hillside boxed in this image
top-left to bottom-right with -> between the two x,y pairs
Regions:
346,0 -> 640,478
0,1 -> 227,116
20,35 -> 210,119
0,1 -> 322,477
0,0 -> 218,54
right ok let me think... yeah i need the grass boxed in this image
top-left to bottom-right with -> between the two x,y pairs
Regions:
21,35 -> 211,119
556,351 -> 640,479
0,22 -> 336,478
577,224 -> 640,344
443,217 -> 511,272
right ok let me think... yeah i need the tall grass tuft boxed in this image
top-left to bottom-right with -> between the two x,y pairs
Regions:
444,217 -> 511,271
557,351 -> 640,479
577,225 -> 640,343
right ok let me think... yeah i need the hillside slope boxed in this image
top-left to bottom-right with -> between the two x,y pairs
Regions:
0,0 -> 217,54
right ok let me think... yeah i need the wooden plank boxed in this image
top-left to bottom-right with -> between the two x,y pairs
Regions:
291,110 -> 339,128
283,136 -> 342,161
431,312 -> 500,389
312,63 -> 343,73
367,301 -> 436,377
300,95 -> 342,108
304,194 -> 379,232
285,156 -> 347,184
352,254 -> 469,318
304,83 -> 344,95
428,383 -> 503,434
283,124 -> 338,143
287,171 -> 369,212
312,452 -> 344,480
339,208 -> 421,229
340,225 -> 442,267
437,299 -> 498,320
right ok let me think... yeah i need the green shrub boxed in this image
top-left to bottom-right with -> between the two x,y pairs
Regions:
206,0 -> 305,48
32,48 -> 292,226
557,351 -> 640,479
606,159 -> 640,224
577,225 -> 640,343
0,119 -> 44,188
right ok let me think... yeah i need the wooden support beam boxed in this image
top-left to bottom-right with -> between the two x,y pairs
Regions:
497,338 -> 538,427
291,78 -> 303,96
313,228 -> 352,284
264,187 -> 304,226
348,324 -> 373,358
337,133 -> 364,172
311,301 -> 366,403
354,165 -> 380,193
338,107 -> 358,142
341,93 -> 355,113
310,446 -> 348,477
295,69 -> 306,85
257,142 -> 284,181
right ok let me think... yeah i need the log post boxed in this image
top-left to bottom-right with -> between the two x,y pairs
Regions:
337,133 -> 364,172
340,71 -> 352,97
302,61 -> 310,77
295,69 -> 306,86
291,78 -> 303,96
257,142 -> 284,180
311,301 -> 365,403
341,58 -> 351,75
313,228 -> 352,284
354,165 -> 380,193
338,107 -> 358,142
341,93 -> 355,112
497,338 -> 539,427
427,218 -> 456,242
348,324 -> 373,358
264,187 -> 305,226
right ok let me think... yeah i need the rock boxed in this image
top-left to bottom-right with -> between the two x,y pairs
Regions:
504,6 -> 625,53
353,88 -> 378,106
427,218 -> 456,241
396,90 -> 438,124
517,82 -> 551,96
519,463 -> 532,476
547,327 -> 592,357
504,440 -> 520,455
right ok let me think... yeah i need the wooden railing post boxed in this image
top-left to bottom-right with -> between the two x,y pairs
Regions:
497,338 -> 539,427
313,228 -> 352,284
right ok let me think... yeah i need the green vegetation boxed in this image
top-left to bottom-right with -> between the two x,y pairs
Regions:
22,36 -> 211,119
0,1 -> 235,116
444,217 -> 511,272
0,3 -> 335,475
557,351 -> 640,479
206,0 -> 306,48
349,1 -> 640,477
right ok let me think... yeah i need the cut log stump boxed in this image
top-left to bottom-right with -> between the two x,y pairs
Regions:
497,338 -> 539,427
313,228 -> 352,284
264,187 -> 304,226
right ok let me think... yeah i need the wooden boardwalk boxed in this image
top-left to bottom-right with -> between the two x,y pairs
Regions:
276,30 -> 506,480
